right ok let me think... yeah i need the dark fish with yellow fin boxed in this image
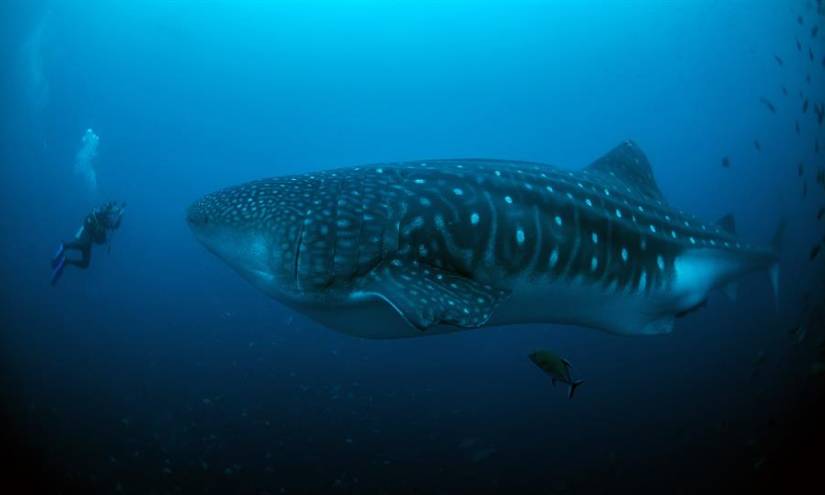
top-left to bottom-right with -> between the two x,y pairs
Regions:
528,350 -> 584,399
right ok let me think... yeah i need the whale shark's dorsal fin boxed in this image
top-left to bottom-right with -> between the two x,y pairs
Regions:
715,213 -> 736,235
351,258 -> 510,331
585,141 -> 665,204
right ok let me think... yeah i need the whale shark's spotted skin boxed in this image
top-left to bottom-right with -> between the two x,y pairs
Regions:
187,142 -> 779,339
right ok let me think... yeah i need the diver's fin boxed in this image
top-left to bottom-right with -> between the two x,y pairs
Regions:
561,358 -> 572,368
723,282 -> 739,301
50,257 -> 65,287
51,243 -> 65,268
715,213 -> 736,235
355,258 -> 510,331
568,380 -> 584,399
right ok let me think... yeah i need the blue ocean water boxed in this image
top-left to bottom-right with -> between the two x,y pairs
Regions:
1,0 -> 824,493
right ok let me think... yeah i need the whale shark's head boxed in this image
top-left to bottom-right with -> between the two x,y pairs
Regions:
187,182 -> 282,296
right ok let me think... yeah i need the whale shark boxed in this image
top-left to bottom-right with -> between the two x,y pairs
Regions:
187,141 -> 781,339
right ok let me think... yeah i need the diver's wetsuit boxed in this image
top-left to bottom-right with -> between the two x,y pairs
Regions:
51,202 -> 124,285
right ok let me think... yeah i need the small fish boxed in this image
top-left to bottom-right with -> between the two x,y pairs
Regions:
816,139 -> 820,153
774,55 -> 785,66
811,361 -> 825,378
781,85 -> 788,96
528,350 -> 584,399
811,243 -> 821,261
753,351 -> 767,367
803,180 -> 808,197
814,26 -> 820,38
803,98 -> 809,113
798,15 -> 804,26
795,120 -> 800,134
817,207 -> 824,220
810,47 -> 815,62
753,139 -> 761,151
758,97 -> 776,113
806,73 -> 811,84
721,156 -> 730,168
799,162 -> 805,176
797,38 -> 802,51
789,321 -> 808,344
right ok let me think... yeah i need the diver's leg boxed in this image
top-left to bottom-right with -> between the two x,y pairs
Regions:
64,244 -> 91,269
64,238 -> 86,251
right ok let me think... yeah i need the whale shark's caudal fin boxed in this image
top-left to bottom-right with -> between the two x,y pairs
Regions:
716,214 -> 739,301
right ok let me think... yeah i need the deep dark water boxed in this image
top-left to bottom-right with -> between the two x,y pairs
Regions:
2,0 -> 825,493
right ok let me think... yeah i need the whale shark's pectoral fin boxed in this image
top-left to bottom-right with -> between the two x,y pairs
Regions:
352,258 -> 510,331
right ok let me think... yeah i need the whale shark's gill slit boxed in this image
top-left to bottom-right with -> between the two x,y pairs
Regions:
599,212 -> 613,288
560,203 -> 581,280
482,191 -> 497,267
526,205 -> 542,274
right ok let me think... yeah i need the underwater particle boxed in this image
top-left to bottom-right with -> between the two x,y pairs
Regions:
797,38 -> 802,51
816,207 -> 824,221
753,456 -> 767,471
813,25 -> 819,38
803,98 -> 809,113
809,361 -> 825,378
810,243 -> 821,261
799,162 -> 805,176
753,139 -> 761,151
721,156 -> 730,168
795,120 -> 801,135
781,85 -> 788,96
470,447 -> 497,463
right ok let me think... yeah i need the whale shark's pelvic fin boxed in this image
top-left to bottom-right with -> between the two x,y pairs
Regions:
353,258 -> 510,331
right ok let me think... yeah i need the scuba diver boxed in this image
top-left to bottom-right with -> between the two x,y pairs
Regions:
51,201 -> 126,286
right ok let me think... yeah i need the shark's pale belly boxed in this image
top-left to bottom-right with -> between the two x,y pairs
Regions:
292,273 -> 682,339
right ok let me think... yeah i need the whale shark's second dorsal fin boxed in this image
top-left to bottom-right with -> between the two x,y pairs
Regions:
715,213 -> 736,235
585,140 -> 666,204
